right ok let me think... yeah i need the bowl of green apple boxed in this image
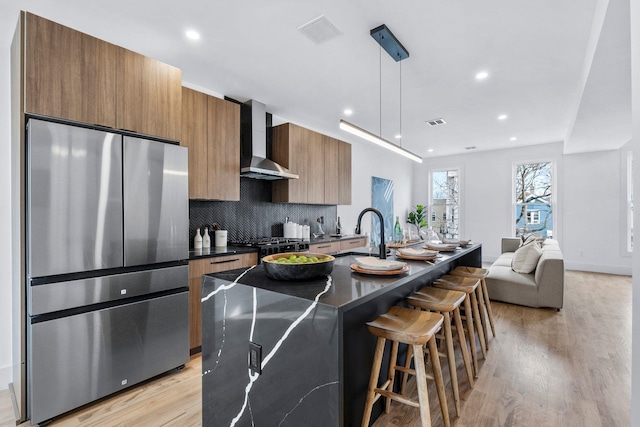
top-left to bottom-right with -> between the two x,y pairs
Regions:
262,252 -> 335,281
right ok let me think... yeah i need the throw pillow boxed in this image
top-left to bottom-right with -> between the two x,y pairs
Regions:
511,241 -> 542,273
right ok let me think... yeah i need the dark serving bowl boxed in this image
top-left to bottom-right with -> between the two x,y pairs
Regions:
262,252 -> 335,281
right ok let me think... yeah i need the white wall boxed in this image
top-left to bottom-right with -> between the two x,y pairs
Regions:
0,43 -> 14,388
412,142 -> 563,262
337,140 -> 414,239
412,142 -> 633,275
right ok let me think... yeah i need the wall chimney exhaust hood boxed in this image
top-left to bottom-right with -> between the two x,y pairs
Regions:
240,100 -> 299,180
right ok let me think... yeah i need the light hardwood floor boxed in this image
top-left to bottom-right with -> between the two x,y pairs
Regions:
0,270 -> 631,427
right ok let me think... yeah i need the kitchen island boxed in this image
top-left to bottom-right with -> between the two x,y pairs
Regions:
201,244 -> 481,426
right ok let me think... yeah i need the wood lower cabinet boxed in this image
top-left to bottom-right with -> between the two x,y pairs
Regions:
181,88 -> 240,200
22,12 -> 117,128
272,123 -> 352,205
116,47 -> 182,141
188,252 -> 258,352
339,237 -> 367,251
309,241 -> 341,254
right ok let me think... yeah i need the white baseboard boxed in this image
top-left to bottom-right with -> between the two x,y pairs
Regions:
564,262 -> 632,276
0,363 -> 11,391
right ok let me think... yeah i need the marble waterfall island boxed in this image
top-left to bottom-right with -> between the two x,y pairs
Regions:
201,244 -> 481,426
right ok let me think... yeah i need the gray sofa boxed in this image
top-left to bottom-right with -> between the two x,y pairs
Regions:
485,237 -> 564,310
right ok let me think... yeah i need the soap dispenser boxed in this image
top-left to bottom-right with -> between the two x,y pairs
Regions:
202,226 -> 211,249
194,227 -> 203,249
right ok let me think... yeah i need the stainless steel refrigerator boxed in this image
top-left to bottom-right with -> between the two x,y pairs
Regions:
25,118 -> 189,425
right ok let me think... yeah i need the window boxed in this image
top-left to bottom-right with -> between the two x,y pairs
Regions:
514,161 -> 553,238
430,169 -> 460,239
627,151 -> 634,252
527,210 -> 540,225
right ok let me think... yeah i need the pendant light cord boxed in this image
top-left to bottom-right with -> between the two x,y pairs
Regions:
379,45 -> 382,137
399,59 -> 402,147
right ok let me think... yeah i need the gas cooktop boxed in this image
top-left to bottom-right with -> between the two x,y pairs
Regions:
229,237 -> 310,259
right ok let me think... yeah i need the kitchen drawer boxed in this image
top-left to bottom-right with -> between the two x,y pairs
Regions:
310,241 -> 341,254
188,252 -> 258,351
340,237 -> 367,251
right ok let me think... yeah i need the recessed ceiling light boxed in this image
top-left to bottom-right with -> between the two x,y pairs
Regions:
498,114 -> 508,120
395,134 -> 401,139
186,30 -> 200,40
475,71 -> 489,80
510,137 -> 517,141
344,109 -> 353,116
427,148 -> 434,153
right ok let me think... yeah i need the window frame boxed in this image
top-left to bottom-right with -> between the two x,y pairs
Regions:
428,167 -> 462,240
512,159 -> 556,238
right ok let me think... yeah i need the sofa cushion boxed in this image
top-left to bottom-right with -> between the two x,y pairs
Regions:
511,241 -> 542,273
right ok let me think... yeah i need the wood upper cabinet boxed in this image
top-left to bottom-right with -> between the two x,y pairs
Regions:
182,87 -> 208,198
324,137 -> 340,205
116,47 -> 182,141
207,96 -> 240,201
181,87 -> 240,200
338,141 -> 352,205
272,123 -> 309,203
20,12 -> 182,141
273,123 -> 352,205
188,252 -> 258,351
22,12 -> 117,128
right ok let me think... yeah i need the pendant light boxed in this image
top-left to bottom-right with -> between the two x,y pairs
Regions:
340,24 -> 422,163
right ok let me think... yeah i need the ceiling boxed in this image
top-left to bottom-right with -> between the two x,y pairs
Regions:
0,0 -> 632,159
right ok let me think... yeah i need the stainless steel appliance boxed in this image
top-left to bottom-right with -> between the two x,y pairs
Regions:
25,119 -> 189,425
229,237 -> 310,260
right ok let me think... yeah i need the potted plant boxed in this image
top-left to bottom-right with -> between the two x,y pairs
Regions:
407,204 -> 428,239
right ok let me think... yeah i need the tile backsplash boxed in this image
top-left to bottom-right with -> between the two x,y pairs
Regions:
189,178 -> 337,244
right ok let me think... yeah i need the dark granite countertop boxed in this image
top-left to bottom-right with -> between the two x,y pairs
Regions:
204,243 -> 481,310
188,245 -> 258,260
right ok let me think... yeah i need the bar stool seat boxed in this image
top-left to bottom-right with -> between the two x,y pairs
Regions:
362,306 -> 449,427
450,266 -> 496,342
433,275 -> 486,377
405,287 -> 475,416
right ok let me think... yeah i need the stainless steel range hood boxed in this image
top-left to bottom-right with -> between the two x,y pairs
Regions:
240,100 -> 298,180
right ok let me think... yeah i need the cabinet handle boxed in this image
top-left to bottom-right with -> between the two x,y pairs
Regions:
316,245 -> 331,249
210,258 -> 240,265
347,240 -> 360,245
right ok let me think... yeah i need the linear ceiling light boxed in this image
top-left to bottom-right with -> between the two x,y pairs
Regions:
340,120 -> 422,163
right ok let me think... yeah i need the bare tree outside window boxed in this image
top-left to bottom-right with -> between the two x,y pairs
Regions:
431,169 -> 460,239
515,162 -> 553,237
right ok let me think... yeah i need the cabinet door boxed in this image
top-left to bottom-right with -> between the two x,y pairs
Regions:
324,137 -> 340,204
340,237 -> 367,252
310,241 -> 341,254
338,141 -> 352,205
306,130 -> 325,204
208,96 -> 240,201
181,87 -> 209,199
23,12 -> 117,128
116,47 -> 182,141
273,123 -> 308,203
188,253 -> 258,351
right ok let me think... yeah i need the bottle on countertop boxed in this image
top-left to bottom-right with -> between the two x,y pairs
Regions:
394,216 -> 402,242
202,226 -> 211,248
336,217 -> 342,235
194,227 -> 203,249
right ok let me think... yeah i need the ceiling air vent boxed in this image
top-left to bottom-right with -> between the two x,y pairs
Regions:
298,15 -> 342,44
426,118 -> 446,126
465,146 -> 477,150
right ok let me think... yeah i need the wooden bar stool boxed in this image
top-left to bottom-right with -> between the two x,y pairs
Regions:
405,287 -> 475,416
433,275 -> 487,377
450,266 -> 496,341
361,306 -> 449,427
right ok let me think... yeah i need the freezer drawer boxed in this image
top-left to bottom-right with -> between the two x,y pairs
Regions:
123,137 -> 188,266
27,119 -> 124,277
28,292 -> 189,425
29,264 -> 188,316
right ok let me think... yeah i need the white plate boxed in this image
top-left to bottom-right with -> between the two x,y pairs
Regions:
355,257 -> 406,271
397,248 -> 439,257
